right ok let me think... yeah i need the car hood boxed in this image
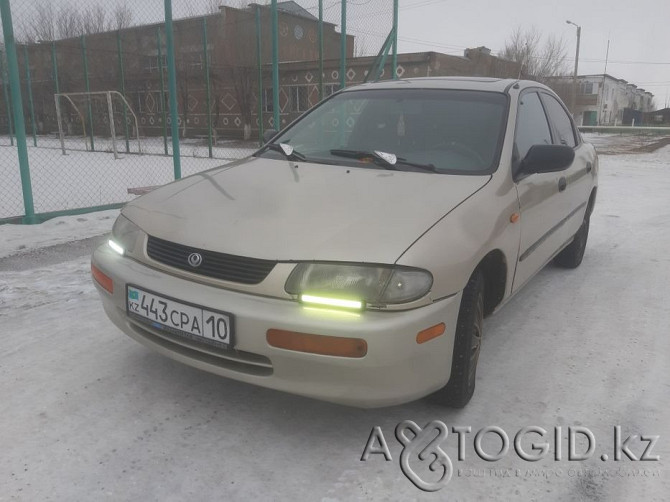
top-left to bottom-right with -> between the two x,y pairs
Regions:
123,157 -> 490,263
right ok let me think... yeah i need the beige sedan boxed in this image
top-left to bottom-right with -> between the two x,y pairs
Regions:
92,77 -> 598,408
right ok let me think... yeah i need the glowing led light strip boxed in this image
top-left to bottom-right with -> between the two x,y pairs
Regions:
108,239 -> 124,255
300,294 -> 363,310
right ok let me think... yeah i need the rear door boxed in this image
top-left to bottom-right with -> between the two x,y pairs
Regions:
539,91 -> 593,245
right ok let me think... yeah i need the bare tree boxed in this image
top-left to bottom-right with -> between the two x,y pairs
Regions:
19,2 -> 86,41
56,5 -> 84,39
111,3 -> 134,30
81,4 -> 107,35
501,27 -> 569,81
18,1 -> 55,42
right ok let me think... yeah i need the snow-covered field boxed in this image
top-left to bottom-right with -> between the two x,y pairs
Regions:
1,133 -> 668,219
1,145 -> 669,500
582,131 -> 670,155
0,135 -> 257,219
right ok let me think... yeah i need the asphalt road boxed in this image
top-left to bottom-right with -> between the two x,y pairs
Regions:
1,153 -> 668,501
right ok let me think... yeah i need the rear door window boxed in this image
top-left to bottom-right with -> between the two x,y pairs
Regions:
542,94 -> 577,148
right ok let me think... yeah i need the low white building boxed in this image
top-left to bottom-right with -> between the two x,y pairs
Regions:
548,74 -> 654,126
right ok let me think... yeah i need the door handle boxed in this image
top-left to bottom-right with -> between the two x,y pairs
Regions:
558,177 -> 567,192
586,162 -> 592,173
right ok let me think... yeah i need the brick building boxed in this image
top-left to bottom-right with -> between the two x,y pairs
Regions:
272,48 -> 521,128
1,3 -> 520,141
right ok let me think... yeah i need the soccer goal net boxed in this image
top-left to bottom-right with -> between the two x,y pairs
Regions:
54,91 -> 142,159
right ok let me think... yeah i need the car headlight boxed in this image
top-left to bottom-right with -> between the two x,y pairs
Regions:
285,263 -> 433,308
109,214 -> 142,255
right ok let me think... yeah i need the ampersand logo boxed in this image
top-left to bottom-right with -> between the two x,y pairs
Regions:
395,420 -> 453,492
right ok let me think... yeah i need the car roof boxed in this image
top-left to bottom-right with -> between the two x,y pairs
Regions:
343,77 -> 549,94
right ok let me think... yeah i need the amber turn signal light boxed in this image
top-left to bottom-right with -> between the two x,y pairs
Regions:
416,323 -> 446,344
91,264 -> 114,294
267,329 -> 367,358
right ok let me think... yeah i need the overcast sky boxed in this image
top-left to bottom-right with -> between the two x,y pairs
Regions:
394,0 -> 670,105
5,0 -> 670,106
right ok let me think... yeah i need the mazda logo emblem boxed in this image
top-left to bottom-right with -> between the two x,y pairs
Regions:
187,252 -> 203,268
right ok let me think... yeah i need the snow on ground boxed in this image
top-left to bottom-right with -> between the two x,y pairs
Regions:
1,133 -> 668,219
1,145 -> 669,500
0,134 -> 258,159
0,209 -> 118,259
0,135 -> 257,219
582,131 -> 670,155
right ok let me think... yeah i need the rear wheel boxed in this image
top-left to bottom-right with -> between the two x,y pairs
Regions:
430,271 -> 484,408
554,214 -> 590,268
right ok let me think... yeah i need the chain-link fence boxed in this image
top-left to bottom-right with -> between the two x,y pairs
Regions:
0,0 -> 398,222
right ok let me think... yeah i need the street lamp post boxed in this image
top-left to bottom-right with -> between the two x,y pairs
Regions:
566,20 -> 581,120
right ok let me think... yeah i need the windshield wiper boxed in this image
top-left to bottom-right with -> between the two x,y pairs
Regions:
266,142 -> 307,162
395,156 -> 438,173
329,149 -> 437,173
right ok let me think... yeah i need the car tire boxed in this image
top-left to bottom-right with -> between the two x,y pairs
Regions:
554,214 -> 590,269
429,270 -> 484,408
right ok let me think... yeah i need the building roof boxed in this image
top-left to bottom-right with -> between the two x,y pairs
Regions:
276,1 -> 318,21
547,73 -> 654,98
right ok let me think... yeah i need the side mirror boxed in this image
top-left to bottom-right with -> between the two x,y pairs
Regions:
520,144 -> 575,174
263,129 -> 278,144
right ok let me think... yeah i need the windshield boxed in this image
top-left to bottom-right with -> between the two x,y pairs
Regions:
256,88 -> 508,174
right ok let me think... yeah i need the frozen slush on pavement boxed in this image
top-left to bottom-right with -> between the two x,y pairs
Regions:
91,77 -> 598,408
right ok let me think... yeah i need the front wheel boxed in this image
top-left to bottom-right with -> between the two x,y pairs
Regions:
429,271 -> 484,408
554,214 -> 590,269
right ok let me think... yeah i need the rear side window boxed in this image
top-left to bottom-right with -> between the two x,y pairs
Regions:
515,92 -> 552,160
542,94 -> 577,147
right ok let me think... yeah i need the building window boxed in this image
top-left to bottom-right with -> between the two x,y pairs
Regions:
290,86 -> 308,112
144,55 -> 167,73
189,50 -> 211,70
263,88 -> 274,113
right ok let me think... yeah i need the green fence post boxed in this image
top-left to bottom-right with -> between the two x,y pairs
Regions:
116,30 -> 130,153
1,0 -> 37,223
157,27 -> 168,156
255,5 -> 263,146
392,0 -> 398,80
318,0 -> 323,100
81,34 -> 95,151
340,0 -> 346,89
375,34 -> 394,82
271,0 -> 279,131
22,45 -> 37,146
0,49 -> 14,146
202,17 -> 213,158
164,0 -> 181,179
51,41 -> 60,94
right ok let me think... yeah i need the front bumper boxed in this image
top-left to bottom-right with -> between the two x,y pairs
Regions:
92,244 -> 462,408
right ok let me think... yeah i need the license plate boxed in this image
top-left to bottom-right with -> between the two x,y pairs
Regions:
126,285 -> 233,348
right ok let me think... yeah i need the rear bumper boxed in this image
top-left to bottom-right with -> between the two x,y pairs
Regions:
92,244 -> 462,408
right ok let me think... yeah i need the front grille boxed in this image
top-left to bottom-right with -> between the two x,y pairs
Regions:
146,235 -> 276,285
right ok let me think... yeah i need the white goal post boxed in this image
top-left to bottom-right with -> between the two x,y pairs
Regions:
54,91 -> 142,159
